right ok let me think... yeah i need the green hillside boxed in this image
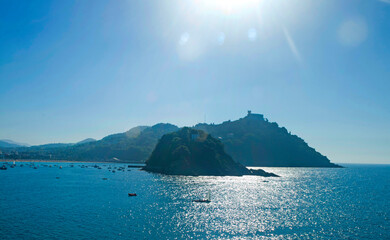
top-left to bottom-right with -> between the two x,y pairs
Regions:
194,112 -> 340,167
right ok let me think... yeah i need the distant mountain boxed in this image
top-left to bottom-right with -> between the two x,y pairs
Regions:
144,127 -> 277,177
76,138 -> 97,145
125,126 -> 149,138
62,123 -> 179,161
10,123 -> 179,162
31,143 -> 73,149
194,111 -> 340,167
0,139 -> 29,148
26,138 -> 94,149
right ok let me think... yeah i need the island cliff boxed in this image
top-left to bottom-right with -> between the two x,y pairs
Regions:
195,111 -> 341,168
143,128 -> 278,177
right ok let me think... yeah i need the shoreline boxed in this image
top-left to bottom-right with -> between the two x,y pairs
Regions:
1,159 -> 144,164
2,159 -> 349,167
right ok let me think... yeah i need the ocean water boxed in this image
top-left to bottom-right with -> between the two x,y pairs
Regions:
0,163 -> 389,239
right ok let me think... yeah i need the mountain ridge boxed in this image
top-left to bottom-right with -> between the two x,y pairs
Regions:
0,139 -> 30,148
0,112 -> 340,167
194,111 -> 340,167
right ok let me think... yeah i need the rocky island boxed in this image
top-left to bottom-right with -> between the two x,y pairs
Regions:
143,128 -> 278,177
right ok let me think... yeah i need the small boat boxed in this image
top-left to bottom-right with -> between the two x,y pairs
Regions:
0,165 -> 7,170
59,166 -> 62,169
128,193 -> 137,197
193,191 -> 211,203
193,199 -> 211,203
102,178 -> 108,180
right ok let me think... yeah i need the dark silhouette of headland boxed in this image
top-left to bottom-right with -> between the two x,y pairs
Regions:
195,111 -> 341,168
143,128 -> 278,177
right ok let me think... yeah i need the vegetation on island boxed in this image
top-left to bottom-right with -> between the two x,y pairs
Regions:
195,111 -> 341,167
143,127 -> 277,176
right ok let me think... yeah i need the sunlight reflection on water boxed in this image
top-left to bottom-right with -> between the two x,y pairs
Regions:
0,163 -> 389,239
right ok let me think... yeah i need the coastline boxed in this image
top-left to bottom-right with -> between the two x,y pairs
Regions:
1,159 -> 142,164
2,159 -> 347,167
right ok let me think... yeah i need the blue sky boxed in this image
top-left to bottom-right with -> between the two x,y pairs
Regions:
1,0 -> 389,164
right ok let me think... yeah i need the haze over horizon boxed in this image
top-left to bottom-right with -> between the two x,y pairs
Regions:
1,0 -> 390,164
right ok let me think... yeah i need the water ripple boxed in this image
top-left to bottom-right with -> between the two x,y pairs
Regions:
0,163 -> 388,239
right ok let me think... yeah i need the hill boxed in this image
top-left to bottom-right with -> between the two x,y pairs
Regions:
0,123 -> 179,162
64,123 -> 178,162
143,128 -> 277,176
0,139 -> 29,148
194,111 -> 340,167
76,138 -> 97,145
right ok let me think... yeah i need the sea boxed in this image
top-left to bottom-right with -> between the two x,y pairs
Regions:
0,162 -> 389,239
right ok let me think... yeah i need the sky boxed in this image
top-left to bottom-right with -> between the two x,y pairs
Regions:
0,0 -> 389,164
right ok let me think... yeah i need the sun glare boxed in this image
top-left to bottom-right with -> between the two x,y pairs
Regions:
196,0 -> 261,15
